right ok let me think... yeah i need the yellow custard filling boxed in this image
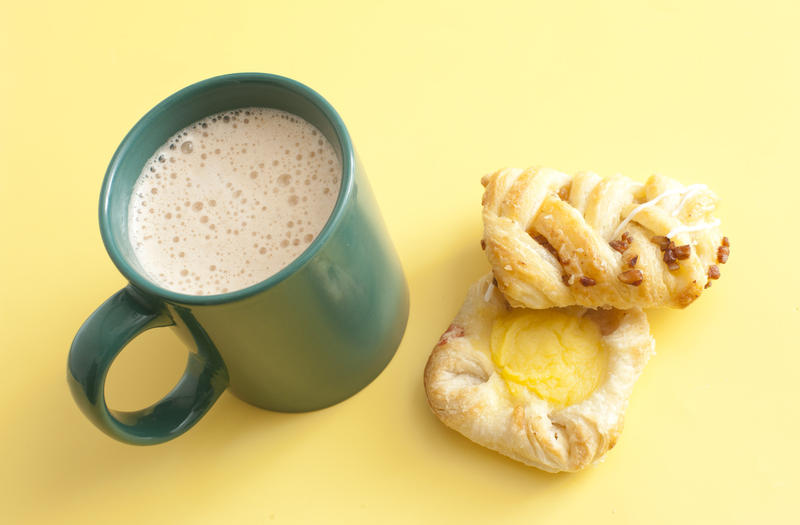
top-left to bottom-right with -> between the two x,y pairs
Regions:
490,309 -> 607,407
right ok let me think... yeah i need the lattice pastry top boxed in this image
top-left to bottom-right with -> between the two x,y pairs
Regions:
481,167 -> 730,310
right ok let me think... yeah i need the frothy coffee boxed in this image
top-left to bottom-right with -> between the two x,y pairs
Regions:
128,107 -> 341,295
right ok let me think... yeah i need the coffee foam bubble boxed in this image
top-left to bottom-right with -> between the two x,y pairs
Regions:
128,107 -> 342,295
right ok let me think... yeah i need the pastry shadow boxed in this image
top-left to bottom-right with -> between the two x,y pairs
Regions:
418,389 -> 569,482
405,231 -> 568,483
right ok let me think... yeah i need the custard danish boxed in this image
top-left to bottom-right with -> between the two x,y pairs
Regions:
424,275 -> 655,473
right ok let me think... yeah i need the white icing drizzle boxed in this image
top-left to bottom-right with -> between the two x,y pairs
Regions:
484,281 -> 495,302
611,183 -> 713,240
671,184 -> 708,217
666,218 -> 721,239
611,187 -> 686,240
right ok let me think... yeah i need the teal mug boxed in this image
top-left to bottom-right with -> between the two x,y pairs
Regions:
68,73 -> 409,445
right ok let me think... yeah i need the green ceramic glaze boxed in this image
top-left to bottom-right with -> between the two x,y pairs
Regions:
68,73 -> 409,445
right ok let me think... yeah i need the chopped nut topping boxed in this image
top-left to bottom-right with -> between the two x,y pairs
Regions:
717,245 -> 729,264
610,231 -> 633,253
609,239 -> 627,253
653,235 -> 683,268
652,235 -> 671,251
561,273 -> 572,286
708,264 -> 721,280
704,281 -> 713,289
580,276 -> 596,287
618,269 -> 643,286
480,239 -> 486,250
722,236 -> 730,247
673,244 -> 691,260
436,323 -> 465,347
626,254 -> 639,268
533,233 -> 561,261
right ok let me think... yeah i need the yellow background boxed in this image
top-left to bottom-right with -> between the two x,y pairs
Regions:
1,1 -> 798,523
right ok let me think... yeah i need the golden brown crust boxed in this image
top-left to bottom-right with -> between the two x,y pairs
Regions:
424,275 -> 655,473
482,168 -> 727,310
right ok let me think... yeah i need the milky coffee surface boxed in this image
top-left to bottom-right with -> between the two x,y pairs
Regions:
128,108 -> 341,295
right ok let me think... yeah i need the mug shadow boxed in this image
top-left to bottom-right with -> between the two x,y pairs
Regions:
24,351 -> 310,519
27,223 -> 574,519
384,222 -> 572,491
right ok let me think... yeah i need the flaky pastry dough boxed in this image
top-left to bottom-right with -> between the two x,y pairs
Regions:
482,167 -> 729,309
424,275 -> 654,473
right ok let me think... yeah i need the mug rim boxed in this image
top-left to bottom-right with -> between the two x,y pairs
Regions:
99,73 -> 355,306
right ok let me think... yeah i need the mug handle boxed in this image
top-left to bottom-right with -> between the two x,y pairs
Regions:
67,285 -> 229,445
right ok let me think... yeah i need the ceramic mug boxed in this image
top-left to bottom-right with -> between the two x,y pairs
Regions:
68,73 -> 409,445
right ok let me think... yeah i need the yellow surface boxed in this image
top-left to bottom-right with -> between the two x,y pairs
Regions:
492,309 -> 606,407
1,0 -> 798,523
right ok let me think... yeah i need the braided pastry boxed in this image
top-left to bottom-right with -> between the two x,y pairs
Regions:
482,167 -> 729,310
424,275 -> 655,473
